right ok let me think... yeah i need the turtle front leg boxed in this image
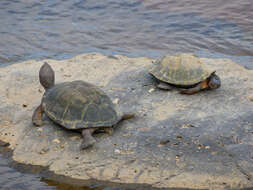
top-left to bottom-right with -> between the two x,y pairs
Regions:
180,83 -> 203,95
80,128 -> 96,150
157,82 -> 173,90
32,104 -> 44,126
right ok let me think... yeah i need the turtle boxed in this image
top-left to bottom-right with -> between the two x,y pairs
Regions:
32,62 -> 134,149
148,53 -> 221,94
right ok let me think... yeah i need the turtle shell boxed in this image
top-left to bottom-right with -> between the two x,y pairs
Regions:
42,80 -> 118,129
149,54 -> 214,86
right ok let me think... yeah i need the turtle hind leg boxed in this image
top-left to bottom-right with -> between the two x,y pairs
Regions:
104,127 -> 114,135
113,113 -> 135,125
80,128 -> 96,150
157,82 -> 173,90
180,82 -> 203,95
32,104 -> 44,126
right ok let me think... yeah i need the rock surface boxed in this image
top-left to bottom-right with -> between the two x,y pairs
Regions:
0,53 -> 253,190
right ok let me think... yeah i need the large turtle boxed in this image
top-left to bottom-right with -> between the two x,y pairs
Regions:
148,53 -> 221,94
32,62 -> 134,149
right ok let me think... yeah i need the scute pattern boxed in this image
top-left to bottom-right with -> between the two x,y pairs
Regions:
42,80 -> 118,129
149,54 -> 214,85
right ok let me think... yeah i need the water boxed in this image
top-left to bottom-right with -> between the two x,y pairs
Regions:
0,145 -> 55,190
0,146 -> 99,189
0,0 -> 253,189
0,0 -> 252,67
0,156 -> 55,190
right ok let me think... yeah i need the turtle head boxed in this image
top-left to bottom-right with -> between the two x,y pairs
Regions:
208,72 -> 221,89
39,62 -> 55,90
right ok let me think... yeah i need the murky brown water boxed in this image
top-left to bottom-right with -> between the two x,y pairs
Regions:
0,0 -> 253,189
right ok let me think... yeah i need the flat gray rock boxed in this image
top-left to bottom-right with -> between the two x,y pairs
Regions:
0,53 -> 253,189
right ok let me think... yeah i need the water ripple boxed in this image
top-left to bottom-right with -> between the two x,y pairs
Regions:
0,0 -> 252,67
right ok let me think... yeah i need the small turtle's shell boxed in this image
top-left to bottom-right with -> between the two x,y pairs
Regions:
149,54 -> 214,86
42,80 -> 118,129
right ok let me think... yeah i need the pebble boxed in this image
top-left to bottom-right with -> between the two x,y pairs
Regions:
148,88 -> 155,93
37,128 -> 43,132
39,148 -> 49,154
114,149 -> 121,154
113,98 -> 119,104
53,139 -> 60,144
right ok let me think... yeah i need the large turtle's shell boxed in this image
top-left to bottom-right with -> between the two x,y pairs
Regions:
42,80 -> 118,129
149,54 -> 214,86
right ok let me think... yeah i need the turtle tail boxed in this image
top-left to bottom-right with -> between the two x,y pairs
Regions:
39,62 -> 55,90
121,113 -> 135,121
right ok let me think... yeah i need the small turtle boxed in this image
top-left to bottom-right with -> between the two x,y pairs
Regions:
32,62 -> 134,149
148,53 -> 221,94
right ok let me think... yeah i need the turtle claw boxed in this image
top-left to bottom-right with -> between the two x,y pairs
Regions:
80,138 -> 96,150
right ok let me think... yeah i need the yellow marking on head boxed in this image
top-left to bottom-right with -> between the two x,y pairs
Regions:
201,80 -> 209,89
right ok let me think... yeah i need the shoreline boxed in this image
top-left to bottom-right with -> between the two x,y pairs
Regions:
0,53 -> 253,189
